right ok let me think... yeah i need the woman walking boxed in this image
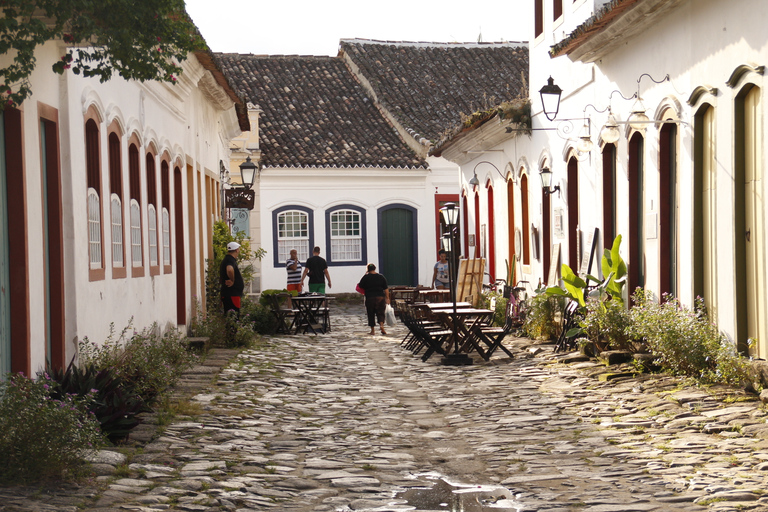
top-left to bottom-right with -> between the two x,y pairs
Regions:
357,263 -> 390,335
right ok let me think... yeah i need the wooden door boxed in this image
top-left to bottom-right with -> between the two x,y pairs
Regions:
378,206 -> 416,286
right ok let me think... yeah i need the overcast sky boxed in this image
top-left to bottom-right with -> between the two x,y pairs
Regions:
185,0 -> 532,56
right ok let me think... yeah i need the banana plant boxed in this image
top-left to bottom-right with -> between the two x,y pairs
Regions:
601,235 -> 627,306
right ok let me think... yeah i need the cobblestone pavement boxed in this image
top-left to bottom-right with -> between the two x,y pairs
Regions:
4,303 -> 768,511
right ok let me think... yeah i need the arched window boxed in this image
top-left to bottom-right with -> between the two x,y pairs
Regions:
327,206 -> 366,264
146,151 -> 159,275
520,174 -> 531,265
110,193 -> 123,268
161,159 -> 171,273
128,142 -> 143,274
108,131 -> 125,276
130,199 -> 142,268
276,209 -> 310,263
85,118 -> 104,280
88,188 -> 102,269
148,204 -> 158,267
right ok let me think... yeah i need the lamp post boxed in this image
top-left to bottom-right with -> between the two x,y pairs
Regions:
439,203 -> 473,366
539,168 -> 561,197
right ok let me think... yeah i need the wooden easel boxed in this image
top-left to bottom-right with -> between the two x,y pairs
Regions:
456,258 -> 485,307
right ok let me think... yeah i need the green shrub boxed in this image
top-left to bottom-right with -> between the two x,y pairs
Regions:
628,289 -> 751,384
580,297 -> 638,352
523,292 -> 565,340
46,360 -> 147,443
481,291 -> 508,327
79,322 -> 198,406
0,373 -> 105,483
241,298 -> 276,337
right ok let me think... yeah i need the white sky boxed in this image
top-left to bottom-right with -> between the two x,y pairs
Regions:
185,0 -> 532,56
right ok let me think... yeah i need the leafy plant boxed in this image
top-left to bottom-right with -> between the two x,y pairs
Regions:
580,297 -> 637,352
0,373 -> 105,483
0,0 -> 206,109
79,322 -> 197,407
601,235 -> 628,306
45,359 -> 148,443
628,289 -> 752,384
523,292 -> 565,340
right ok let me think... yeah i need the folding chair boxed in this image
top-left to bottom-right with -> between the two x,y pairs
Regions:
267,293 -> 297,334
554,300 -> 581,352
472,298 -> 519,360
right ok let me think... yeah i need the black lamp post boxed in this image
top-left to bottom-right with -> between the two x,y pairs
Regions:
539,167 -> 561,197
439,203 -> 473,366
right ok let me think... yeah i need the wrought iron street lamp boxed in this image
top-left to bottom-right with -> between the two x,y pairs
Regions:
539,76 -> 562,122
539,168 -> 561,197
238,156 -> 258,189
439,203 -> 472,366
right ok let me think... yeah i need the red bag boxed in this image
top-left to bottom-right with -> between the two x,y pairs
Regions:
355,283 -> 364,294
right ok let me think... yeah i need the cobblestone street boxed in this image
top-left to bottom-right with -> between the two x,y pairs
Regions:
4,304 -> 768,512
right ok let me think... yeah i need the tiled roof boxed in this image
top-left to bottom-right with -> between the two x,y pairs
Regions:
339,39 -> 529,145
549,0 -> 643,58
215,53 -> 427,169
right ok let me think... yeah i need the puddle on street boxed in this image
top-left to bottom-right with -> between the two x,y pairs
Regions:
393,473 -> 523,511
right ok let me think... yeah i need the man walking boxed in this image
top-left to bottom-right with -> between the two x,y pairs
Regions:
220,241 -> 245,315
301,246 -> 332,294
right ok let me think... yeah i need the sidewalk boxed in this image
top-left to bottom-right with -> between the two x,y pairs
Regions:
2,302 -> 768,511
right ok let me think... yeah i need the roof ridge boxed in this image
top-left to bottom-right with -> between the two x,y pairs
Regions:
340,38 -> 527,48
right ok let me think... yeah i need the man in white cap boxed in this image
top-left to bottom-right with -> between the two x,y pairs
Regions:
220,241 -> 245,315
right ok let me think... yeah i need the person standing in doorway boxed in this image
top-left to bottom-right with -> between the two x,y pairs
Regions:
286,249 -> 303,294
432,249 -> 450,289
220,241 -> 245,315
358,263 -> 390,335
301,246 -> 332,294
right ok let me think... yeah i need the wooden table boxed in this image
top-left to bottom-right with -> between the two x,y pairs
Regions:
433,308 -> 495,358
291,295 -> 332,334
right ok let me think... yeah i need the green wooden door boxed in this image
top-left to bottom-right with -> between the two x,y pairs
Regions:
0,113 -> 9,375
378,206 -> 417,286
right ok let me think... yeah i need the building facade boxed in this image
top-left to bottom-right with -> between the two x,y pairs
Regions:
0,39 -> 248,376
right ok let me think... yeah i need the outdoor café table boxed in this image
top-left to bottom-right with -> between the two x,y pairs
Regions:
433,307 -> 495,358
291,294 -> 332,334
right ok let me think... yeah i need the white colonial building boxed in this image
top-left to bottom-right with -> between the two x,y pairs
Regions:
0,39 -> 248,376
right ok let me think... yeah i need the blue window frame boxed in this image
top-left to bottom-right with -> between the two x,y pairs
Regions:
325,205 -> 366,266
273,205 -> 314,267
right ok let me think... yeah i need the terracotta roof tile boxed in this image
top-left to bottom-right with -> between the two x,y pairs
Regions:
339,39 -> 529,144
215,53 -> 427,169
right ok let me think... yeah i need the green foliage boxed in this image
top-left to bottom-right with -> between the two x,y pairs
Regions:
46,360 -> 147,443
205,219 -> 265,308
601,234 -> 627,306
628,289 -> 752,384
580,297 -> 637,352
545,264 -> 588,308
0,0 -> 205,109
523,292 -> 565,340
0,373 -> 105,483
78,321 -> 198,407
482,290 -> 508,327
189,296 -> 274,347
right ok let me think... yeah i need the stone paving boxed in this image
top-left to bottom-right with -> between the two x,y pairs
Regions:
4,303 -> 768,511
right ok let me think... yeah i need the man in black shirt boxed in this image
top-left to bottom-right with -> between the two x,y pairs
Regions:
220,241 -> 245,315
301,246 -> 332,294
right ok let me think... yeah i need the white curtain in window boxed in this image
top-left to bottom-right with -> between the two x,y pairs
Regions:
111,194 -> 124,267
162,207 -> 170,266
130,199 -> 142,266
277,210 -> 309,262
148,205 -> 158,266
88,188 -> 102,269
330,209 -> 361,261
